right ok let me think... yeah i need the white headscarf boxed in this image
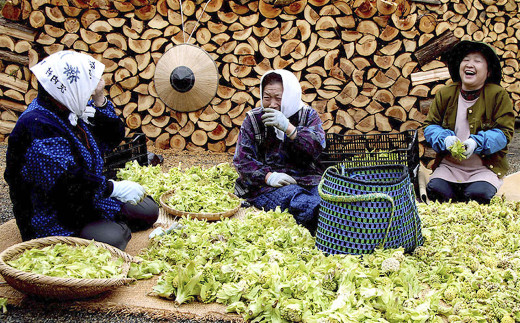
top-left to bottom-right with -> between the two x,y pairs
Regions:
30,51 -> 105,126
260,69 -> 305,140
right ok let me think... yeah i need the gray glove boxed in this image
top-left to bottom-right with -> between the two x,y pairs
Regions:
261,108 -> 289,132
444,136 -> 460,151
463,138 -> 477,158
109,180 -> 146,205
266,172 -> 297,188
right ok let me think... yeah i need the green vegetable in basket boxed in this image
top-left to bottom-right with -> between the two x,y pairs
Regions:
7,243 -> 125,279
116,161 -> 239,203
448,140 -> 466,161
0,297 -> 7,314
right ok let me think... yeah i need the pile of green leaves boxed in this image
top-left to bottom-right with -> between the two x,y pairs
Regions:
116,161 -> 240,212
166,186 -> 240,213
8,243 -> 125,279
129,197 -> 520,322
448,140 -> 466,161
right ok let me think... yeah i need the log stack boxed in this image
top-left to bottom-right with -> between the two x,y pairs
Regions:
1,0 -> 520,167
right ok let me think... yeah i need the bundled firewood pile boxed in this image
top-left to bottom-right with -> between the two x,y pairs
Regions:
0,0 -> 519,167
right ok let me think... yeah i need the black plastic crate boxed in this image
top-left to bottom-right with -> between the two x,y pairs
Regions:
320,129 -> 419,183
103,133 -> 148,179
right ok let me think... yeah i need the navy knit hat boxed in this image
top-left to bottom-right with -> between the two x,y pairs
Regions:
443,40 -> 502,85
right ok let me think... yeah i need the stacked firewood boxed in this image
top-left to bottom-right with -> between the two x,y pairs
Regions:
1,0 -> 519,166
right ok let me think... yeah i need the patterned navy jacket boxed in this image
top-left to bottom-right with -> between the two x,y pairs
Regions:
233,106 -> 326,200
4,95 -> 125,240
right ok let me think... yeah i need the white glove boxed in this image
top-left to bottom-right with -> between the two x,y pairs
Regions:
266,172 -> 297,188
462,138 -> 477,158
109,180 -> 146,205
261,108 -> 289,132
81,106 -> 96,124
444,136 -> 460,151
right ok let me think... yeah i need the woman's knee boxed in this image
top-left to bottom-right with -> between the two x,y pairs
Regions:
80,220 -> 131,250
121,196 -> 159,231
427,178 -> 456,202
289,186 -> 321,227
464,182 -> 496,204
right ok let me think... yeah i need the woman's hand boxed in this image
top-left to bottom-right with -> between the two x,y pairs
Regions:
262,108 -> 289,132
266,172 -> 297,187
444,136 -> 460,151
92,78 -> 106,107
109,180 -> 146,205
463,138 -> 477,157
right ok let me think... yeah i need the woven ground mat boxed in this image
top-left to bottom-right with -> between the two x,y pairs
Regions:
0,208 -> 250,322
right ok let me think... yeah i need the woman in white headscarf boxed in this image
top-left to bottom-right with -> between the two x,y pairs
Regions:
233,70 -> 326,234
4,51 -> 158,250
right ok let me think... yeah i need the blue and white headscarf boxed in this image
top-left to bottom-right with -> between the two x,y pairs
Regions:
30,51 -> 105,126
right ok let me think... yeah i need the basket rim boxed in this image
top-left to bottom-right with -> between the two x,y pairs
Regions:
159,189 -> 241,221
0,236 -> 135,288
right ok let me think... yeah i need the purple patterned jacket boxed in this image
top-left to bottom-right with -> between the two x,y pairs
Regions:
233,106 -> 326,200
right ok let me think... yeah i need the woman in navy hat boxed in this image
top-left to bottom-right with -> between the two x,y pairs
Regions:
423,41 -> 515,204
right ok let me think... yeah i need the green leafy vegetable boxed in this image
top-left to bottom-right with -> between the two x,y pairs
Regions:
117,161 -> 240,213
8,242 -> 125,279
129,195 -> 520,322
448,140 -> 466,161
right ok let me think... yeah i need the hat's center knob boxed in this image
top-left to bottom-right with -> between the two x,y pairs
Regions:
170,66 -> 195,93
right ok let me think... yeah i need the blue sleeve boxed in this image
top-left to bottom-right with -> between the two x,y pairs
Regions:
87,99 -> 125,154
21,137 -> 111,228
470,129 -> 507,156
424,125 -> 456,153
21,137 -> 75,191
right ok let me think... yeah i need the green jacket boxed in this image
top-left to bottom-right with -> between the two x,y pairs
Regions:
424,82 -> 515,178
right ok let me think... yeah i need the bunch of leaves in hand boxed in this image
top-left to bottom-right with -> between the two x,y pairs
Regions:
448,140 -> 466,161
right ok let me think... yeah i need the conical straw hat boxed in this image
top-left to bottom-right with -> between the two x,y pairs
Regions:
154,44 -> 218,112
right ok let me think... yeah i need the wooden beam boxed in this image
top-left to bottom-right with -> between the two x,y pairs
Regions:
0,17 -> 37,42
410,67 -> 450,86
0,72 -> 29,92
0,99 -> 27,113
413,29 -> 459,67
0,119 -> 16,135
0,49 -> 29,66
410,0 -> 441,5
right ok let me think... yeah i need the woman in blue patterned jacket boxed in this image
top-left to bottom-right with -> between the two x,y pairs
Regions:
4,51 -> 158,250
233,69 -> 326,234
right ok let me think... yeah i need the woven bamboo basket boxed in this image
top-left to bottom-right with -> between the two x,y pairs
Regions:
0,236 -> 135,300
159,189 -> 241,221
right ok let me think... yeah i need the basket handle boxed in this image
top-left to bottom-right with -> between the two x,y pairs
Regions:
318,167 -> 396,249
318,166 -> 395,205
408,183 -> 422,249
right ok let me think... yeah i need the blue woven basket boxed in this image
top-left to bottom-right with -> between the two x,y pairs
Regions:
316,164 -> 423,255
